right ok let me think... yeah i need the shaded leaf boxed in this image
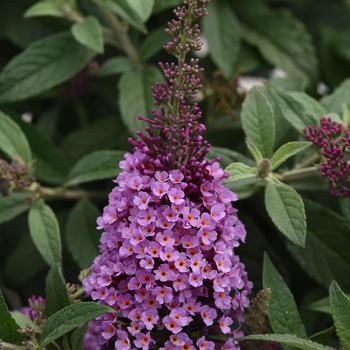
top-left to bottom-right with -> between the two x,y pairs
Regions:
0,192 -> 30,224
66,150 -> 124,186
97,57 -> 132,77
28,200 -> 62,267
24,0 -> 63,18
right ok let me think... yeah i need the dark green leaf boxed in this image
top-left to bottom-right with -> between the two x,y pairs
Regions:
0,288 -> 21,343
203,0 -> 240,77
118,66 -> 163,134
0,111 -> 32,165
71,324 -> 88,350
97,57 -> 132,77
241,86 -> 275,158
207,147 -> 254,168
71,17 -> 104,54
239,334 -> 335,350
65,199 -> 100,268
265,182 -> 306,246
153,0 -> 181,13
45,266 -> 70,317
329,281 -> 350,348
28,200 -> 62,267
263,254 -> 306,337
140,29 -> 169,61
322,79 -> 350,115
0,192 -> 30,224
0,32 -> 95,103
41,302 -> 112,347
66,150 -> 124,186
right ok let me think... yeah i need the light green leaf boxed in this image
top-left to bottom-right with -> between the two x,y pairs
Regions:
118,66 -> 163,134
11,311 -> 41,333
0,192 -> 30,224
265,182 -> 306,246
65,199 -> 100,268
329,281 -> 350,348
241,86 -> 275,158
0,32 -> 95,103
236,2 -> 318,86
224,162 -> 258,188
263,254 -> 306,337
203,0 -> 240,77
125,0 -> 154,23
0,111 -> 32,165
246,139 -> 263,163
66,150 -> 124,187
45,266 -> 70,317
24,0 -> 63,18
239,334 -> 335,350
271,142 -> 311,170
140,29 -> 169,61
270,88 -> 325,132
41,302 -> 112,347
322,79 -> 350,115
71,17 -> 104,54
28,200 -> 62,267
0,289 -> 21,343
97,57 -> 132,77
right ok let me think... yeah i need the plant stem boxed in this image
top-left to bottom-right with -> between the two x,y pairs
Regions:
71,287 -> 85,300
279,166 -> 319,182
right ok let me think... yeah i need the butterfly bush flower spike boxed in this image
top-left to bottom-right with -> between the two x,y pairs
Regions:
83,1 -> 252,349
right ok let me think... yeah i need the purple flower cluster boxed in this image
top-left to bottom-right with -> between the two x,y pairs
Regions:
83,151 -> 251,350
20,295 -> 46,325
83,0 -> 252,349
304,116 -> 350,197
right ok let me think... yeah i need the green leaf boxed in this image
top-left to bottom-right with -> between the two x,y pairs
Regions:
203,0 -> 240,77
66,150 -> 124,187
41,302 -> 112,347
309,297 -> 332,315
0,192 -> 30,224
71,324 -> 88,350
17,118 -> 70,185
236,2 -> 318,86
271,142 -> 311,170
125,0 -> 154,23
224,162 -> 258,188
239,334 -> 335,350
0,288 -> 21,343
263,254 -> 306,337
246,140 -> 263,163
270,88 -> 325,133
61,117 -> 127,163
241,86 -> 275,158
28,200 -> 62,267
118,66 -> 163,134
140,29 -> 169,61
11,311 -> 41,333
71,17 -> 104,54
65,199 -> 100,268
265,182 -> 306,246
153,0 -> 181,13
0,111 -> 32,165
45,266 -> 70,317
97,57 -> 132,77
329,281 -> 350,348
95,0 -> 146,33
207,147 -> 255,168
24,0 -> 64,18
322,79 -> 350,115
0,32 -> 95,103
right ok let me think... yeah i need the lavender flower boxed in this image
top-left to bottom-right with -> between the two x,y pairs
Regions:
304,116 -> 350,197
83,1 -> 252,349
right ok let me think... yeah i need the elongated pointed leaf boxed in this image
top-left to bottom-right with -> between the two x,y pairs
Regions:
271,142 -> 311,170
263,254 -> 306,337
0,192 -> 30,224
329,281 -> 350,348
265,182 -> 306,246
28,200 -> 62,267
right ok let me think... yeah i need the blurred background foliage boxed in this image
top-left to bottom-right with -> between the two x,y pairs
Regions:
0,0 -> 350,346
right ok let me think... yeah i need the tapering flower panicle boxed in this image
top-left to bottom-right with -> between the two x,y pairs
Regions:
304,116 -> 350,197
83,1 -> 252,349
